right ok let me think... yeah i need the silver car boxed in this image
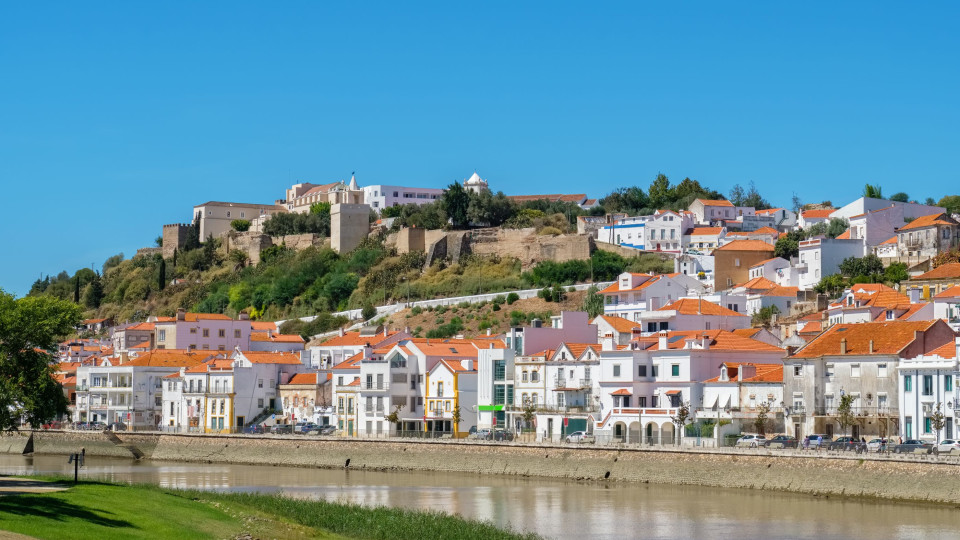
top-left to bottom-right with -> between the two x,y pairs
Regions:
934,439 -> 960,455
565,431 -> 595,444
735,434 -> 766,448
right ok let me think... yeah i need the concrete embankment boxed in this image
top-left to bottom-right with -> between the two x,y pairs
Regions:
17,431 -> 960,505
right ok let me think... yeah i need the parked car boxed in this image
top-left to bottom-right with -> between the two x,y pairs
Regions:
491,429 -> 514,441
765,435 -> 798,449
271,424 -> 293,435
865,438 -> 888,452
472,428 -> 492,440
243,424 -> 266,434
933,439 -> 960,455
892,439 -> 933,454
89,421 -> 107,431
295,422 -> 318,434
828,436 -> 863,451
317,425 -> 337,435
565,431 -> 595,444
106,421 -> 127,432
735,434 -> 766,448
801,434 -> 832,449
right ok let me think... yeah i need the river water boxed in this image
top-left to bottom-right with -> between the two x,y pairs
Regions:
0,454 -> 955,539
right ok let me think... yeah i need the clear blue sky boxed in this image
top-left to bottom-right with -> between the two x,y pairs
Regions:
2,3 -> 958,296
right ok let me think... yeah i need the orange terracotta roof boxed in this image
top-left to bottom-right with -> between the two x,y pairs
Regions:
915,263 -> 960,281
319,331 -> 398,348
126,322 -> 155,331
57,362 -> 81,373
689,227 -> 724,236
646,330 -> 782,352
696,199 -> 734,207
552,343 -> 599,360
754,208 -> 784,215
592,315 -> 640,334
83,318 -> 107,325
848,284 -> 911,309
332,352 -> 363,370
599,275 -> 661,294
792,320 -> 942,358
507,193 -> 587,203
738,276 -> 778,290
935,286 -> 960,299
250,332 -> 305,343
715,240 -> 775,252
835,228 -> 851,239
704,363 -> 783,383
732,328 -> 762,338
610,389 -> 633,396
346,377 -> 361,387
798,321 -> 823,335
801,312 -> 824,322
163,372 -> 181,379
899,212 -> 955,231
880,236 -> 898,245
801,209 -> 834,219
927,341 -> 958,360
240,351 -> 302,365
658,298 -> 746,317
762,285 -> 800,297
437,359 -> 476,372
287,373 -> 319,385
123,350 -> 210,368
250,321 -> 279,331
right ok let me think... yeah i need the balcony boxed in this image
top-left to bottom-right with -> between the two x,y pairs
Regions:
361,381 -> 390,391
813,406 -> 894,416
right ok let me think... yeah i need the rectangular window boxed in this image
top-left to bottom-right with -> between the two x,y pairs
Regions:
671,364 -> 680,377
203,329 -> 210,338
904,375 -> 912,392
258,398 -> 264,408
925,416 -> 932,434
851,364 -> 860,378
190,328 -> 197,334
793,365 -> 802,377
234,329 -> 241,338
258,379 -> 263,388
947,376 -> 954,392
638,365 -> 647,377
652,365 -> 659,378
878,363 -> 887,378
923,375 -> 933,396
613,364 -> 621,377
158,330 -> 166,341
218,329 -> 225,338
825,363 -> 834,379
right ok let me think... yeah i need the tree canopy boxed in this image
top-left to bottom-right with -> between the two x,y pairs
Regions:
0,291 -> 81,429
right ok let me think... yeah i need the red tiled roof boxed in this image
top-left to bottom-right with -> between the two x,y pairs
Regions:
801,209 -> 834,219
599,275 -> 661,294
935,286 -> 960,299
124,350 -> 210,368
737,276 -> 778,290
332,352 -> 363,370
915,263 -> 960,281
610,389 -> 633,396
880,236 -> 897,245
899,212 -> 955,232
240,351 -> 302,365
592,315 -> 640,334
928,341 -> 958,360
715,240 -> 775,252
658,298 -> 746,317
287,373 -> 319,385
791,320 -> 943,358
646,330 -> 782,352
696,199 -> 734,207
251,332 -> 305,343
689,227 -> 724,236
835,228 -> 851,240
762,285 -> 800,298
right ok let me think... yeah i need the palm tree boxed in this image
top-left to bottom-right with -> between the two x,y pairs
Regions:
863,184 -> 883,199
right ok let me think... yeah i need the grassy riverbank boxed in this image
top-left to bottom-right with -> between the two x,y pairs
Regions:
0,477 -> 537,540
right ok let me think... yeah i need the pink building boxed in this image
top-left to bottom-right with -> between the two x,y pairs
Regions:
154,309 -> 252,352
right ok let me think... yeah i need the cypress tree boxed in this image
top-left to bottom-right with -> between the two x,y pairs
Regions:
158,258 -> 166,291
73,275 -> 80,303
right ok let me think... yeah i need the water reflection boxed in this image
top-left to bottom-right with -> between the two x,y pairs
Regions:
1,454 -> 955,539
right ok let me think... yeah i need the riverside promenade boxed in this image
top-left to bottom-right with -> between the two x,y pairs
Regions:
5,430 -> 960,505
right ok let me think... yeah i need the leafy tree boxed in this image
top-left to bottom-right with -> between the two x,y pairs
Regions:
522,403 -> 536,432
582,285 -> 604,318
0,292 -> 81,429
839,255 -> 884,279
884,262 -> 909,284
924,197 -> 936,206
385,405 -> 404,433
73,275 -> 80,303
228,250 -> 249,272
729,184 -> 746,207
230,219 -> 251,232
774,230 -> 803,260
83,275 -> 104,309
670,401 -> 691,445
791,193 -> 802,215
826,218 -> 849,239
732,181 -> 771,210
439,182 -> 470,229
467,190 -> 515,227
102,254 -> 124,274
310,201 -> 331,216
262,212 -> 330,237
753,402 -> 771,436
837,393 -> 856,437
889,192 -> 910,203
154,236 -> 163,247
452,402 -> 462,436
938,195 -> 960,216
647,173 -> 673,210
863,184 -> 883,199
361,303 -> 377,321
599,186 -> 649,214
815,274 -> 847,297
931,403 -> 946,445
751,305 -> 780,327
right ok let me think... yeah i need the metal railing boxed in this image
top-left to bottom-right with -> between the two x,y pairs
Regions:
360,381 -> 390,391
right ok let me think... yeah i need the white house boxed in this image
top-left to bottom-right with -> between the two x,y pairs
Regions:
898,338 -> 960,442
689,199 -> 736,225
830,197 -> 944,223
600,272 -> 699,321
796,237 -> 866,290
683,227 -> 726,254
638,298 -> 750,335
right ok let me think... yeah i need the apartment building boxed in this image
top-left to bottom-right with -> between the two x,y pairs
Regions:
898,338 -> 960,442
600,272 -> 698,321
153,310 -> 252,352
713,240 -> 776,291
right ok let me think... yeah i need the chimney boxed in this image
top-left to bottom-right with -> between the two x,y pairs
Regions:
363,343 -> 372,360
404,326 -> 410,334
658,330 -> 669,350
267,329 -> 273,338
238,311 -> 250,321
338,327 -> 345,337
383,326 -> 388,337
701,333 -> 711,350
602,332 -> 614,351
907,287 -> 921,304
176,308 -> 186,321
868,340 -> 874,354
739,364 -> 756,381
840,338 -> 847,355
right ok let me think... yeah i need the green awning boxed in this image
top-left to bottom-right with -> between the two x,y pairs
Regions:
477,405 -> 504,412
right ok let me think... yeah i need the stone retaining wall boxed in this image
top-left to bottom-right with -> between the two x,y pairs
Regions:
16,432 -> 960,504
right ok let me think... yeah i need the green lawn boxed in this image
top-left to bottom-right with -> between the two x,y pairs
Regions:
0,479 -> 538,540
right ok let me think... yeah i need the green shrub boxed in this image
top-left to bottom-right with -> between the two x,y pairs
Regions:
411,306 -> 423,316
506,292 -> 519,304
361,303 -> 377,320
